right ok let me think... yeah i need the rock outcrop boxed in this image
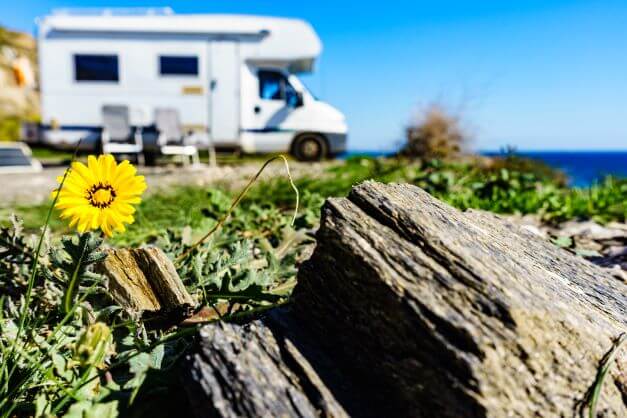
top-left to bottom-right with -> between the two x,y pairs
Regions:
182,315 -> 351,418
183,181 -> 627,417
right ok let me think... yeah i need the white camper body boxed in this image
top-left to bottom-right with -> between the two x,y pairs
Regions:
35,10 -> 347,159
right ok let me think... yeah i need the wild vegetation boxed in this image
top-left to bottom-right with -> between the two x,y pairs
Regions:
0,157 -> 305,417
3,155 -> 627,241
399,104 -> 468,159
245,156 -> 626,226
0,154 -> 625,417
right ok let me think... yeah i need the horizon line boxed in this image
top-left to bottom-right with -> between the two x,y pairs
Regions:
344,148 -> 627,154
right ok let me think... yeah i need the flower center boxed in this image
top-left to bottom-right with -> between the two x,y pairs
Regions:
86,183 -> 116,209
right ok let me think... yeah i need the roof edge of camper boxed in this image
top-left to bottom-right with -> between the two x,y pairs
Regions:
51,7 -> 175,17
39,13 -> 323,73
40,13 -> 317,38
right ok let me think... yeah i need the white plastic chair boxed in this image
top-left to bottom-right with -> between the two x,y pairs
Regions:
155,108 -> 200,166
101,105 -> 144,165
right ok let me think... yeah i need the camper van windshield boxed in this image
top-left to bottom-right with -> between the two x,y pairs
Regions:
294,77 -> 318,100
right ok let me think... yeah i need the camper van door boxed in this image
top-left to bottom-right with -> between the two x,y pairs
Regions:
241,68 -> 297,152
210,41 -> 240,144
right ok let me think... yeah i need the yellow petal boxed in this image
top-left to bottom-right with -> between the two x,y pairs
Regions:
71,161 -> 95,186
100,212 -> 113,237
77,216 -> 90,234
111,202 -> 136,215
111,161 -> 137,186
118,196 -> 141,205
87,155 -> 101,183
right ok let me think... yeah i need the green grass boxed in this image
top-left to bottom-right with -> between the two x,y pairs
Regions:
3,156 -> 626,243
30,147 -> 76,161
247,156 -> 626,224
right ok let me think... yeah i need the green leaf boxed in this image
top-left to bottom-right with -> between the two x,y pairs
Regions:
128,352 -> 151,378
149,344 -> 165,369
34,394 -> 49,418
551,236 -> 573,248
62,400 -> 118,418
575,249 -> 602,258
51,352 -> 73,380
125,344 -> 166,404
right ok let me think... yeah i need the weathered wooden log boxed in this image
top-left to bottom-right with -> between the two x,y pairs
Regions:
293,181 -> 627,417
96,247 -> 195,313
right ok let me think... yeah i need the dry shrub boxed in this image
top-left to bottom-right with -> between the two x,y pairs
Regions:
400,104 -> 468,159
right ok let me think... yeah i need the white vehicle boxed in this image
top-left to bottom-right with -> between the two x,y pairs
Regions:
31,8 -> 347,160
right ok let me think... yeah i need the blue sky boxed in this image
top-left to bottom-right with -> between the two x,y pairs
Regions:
3,1 -> 627,151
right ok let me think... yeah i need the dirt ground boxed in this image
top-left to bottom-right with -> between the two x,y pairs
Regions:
0,161 -> 332,208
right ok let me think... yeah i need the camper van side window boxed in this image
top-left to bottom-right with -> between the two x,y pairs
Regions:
74,54 -> 119,82
258,70 -> 285,100
159,56 -> 199,76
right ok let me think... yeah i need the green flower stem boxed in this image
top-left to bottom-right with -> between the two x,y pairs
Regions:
62,234 -> 89,314
175,155 -> 299,264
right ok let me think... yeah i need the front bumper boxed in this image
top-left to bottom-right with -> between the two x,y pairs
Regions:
325,132 -> 348,154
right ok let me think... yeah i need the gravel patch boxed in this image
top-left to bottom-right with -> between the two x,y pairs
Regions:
0,161 -> 333,208
505,214 -> 627,281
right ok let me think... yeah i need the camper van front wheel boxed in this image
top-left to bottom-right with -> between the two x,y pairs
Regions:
291,134 -> 328,161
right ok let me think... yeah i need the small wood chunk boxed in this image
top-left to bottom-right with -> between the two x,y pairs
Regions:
132,247 -> 195,308
96,247 -> 195,313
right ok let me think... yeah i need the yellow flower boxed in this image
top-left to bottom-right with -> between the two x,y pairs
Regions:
53,155 -> 146,237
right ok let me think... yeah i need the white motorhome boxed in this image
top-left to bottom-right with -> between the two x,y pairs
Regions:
33,9 -> 347,160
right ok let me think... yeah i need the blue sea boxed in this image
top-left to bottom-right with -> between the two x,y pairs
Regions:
482,151 -> 627,187
340,150 -> 627,187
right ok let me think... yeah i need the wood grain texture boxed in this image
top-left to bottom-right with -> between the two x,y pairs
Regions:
97,247 -> 195,313
293,181 -> 627,417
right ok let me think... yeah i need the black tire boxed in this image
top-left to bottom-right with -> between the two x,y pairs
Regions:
291,133 -> 328,162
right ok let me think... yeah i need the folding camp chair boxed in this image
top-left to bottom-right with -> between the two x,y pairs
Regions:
155,108 -> 200,166
101,105 -> 144,165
